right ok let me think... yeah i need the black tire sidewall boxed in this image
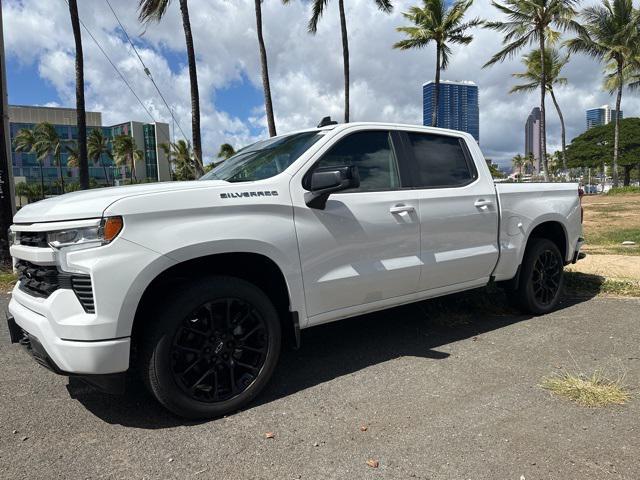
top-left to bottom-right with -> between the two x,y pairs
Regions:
142,276 -> 281,419
517,238 -> 564,315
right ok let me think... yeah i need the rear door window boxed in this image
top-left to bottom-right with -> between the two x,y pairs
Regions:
406,132 -> 476,188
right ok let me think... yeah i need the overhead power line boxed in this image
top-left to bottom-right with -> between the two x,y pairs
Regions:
104,0 -> 190,143
62,0 -> 157,125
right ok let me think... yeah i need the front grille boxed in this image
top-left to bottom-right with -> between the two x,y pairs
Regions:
15,260 -> 95,313
17,231 -> 48,248
16,261 -> 60,297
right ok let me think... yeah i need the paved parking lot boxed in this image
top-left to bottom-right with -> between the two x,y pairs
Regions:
1,292 -> 639,479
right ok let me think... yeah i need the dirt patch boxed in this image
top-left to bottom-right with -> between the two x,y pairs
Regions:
567,254 -> 640,280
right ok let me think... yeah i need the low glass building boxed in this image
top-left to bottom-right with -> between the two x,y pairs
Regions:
9,105 -> 171,187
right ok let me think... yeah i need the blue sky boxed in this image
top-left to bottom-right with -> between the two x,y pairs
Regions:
7,48 -> 266,138
7,58 -> 61,106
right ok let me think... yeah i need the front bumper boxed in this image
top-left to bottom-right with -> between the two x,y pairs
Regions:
6,312 -> 126,393
7,296 -> 130,375
6,228 -> 175,380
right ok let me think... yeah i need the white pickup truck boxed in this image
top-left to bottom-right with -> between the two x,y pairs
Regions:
7,121 -> 584,418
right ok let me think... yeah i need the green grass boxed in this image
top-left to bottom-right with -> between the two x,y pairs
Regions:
585,227 -> 640,248
541,371 -> 630,407
0,269 -> 16,292
564,271 -> 640,297
606,186 -> 640,196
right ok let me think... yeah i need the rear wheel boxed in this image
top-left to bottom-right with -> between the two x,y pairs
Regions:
513,238 -> 564,314
140,276 -> 281,419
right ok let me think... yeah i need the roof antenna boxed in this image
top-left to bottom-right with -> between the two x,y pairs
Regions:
317,116 -> 338,128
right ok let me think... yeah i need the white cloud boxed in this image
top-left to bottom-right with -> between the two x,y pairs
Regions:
4,0 -> 639,167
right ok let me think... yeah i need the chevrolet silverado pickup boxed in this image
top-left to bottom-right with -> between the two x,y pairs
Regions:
6,122 -> 584,418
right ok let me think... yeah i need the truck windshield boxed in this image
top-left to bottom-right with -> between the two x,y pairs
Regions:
200,131 -> 323,182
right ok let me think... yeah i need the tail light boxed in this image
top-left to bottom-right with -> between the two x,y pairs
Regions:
578,187 -> 584,223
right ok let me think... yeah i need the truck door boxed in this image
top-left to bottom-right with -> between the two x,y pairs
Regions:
290,128 -> 421,321
400,130 -> 500,291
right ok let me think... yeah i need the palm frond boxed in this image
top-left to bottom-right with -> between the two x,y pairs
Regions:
137,0 -> 170,24
308,0 -> 330,33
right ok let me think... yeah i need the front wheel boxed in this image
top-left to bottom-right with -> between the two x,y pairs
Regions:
140,276 -> 281,419
513,238 -> 564,315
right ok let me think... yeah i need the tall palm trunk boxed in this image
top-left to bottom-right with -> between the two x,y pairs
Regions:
178,0 -> 203,175
131,156 -> 137,182
38,163 -> 45,200
254,0 -> 277,137
101,159 -> 110,186
538,34 -> 548,181
433,43 -> 441,127
68,0 -> 89,190
56,153 -> 65,194
338,0 -> 350,123
549,88 -> 566,172
612,63 -> 623,188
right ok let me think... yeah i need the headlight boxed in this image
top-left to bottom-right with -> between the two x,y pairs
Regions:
47,217 -> 123,249
8,229 -> 16,246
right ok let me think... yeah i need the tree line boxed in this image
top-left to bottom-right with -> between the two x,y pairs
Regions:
15,0 -> 640,192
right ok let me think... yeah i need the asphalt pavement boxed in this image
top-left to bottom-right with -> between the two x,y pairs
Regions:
1,292 -> 639,480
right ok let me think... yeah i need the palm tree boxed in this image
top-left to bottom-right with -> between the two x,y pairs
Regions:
217,143 -> 236,161
510,48 -> 570,172
68,0 -> 89,190
88,129 -> 113,186
161,139 -> 198,180
138,0 -> 204,175
526,152 -> 536,174
34,123 -> 66,194
66,142 -> 79,169
484,0 -> 577,181
134,149 -> 145,182
13,128 -> 45,200
254,0 -> 276,137
566,0 -> 639,188
512,153 -> 525,178
112,135 -> 138,183
288,0 -> 393,123
394,0 -> 481,127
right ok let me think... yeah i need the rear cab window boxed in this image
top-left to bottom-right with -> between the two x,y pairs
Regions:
404,131 -> 477,188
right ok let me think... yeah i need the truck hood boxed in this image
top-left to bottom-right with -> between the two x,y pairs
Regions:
13,180 -> 229,224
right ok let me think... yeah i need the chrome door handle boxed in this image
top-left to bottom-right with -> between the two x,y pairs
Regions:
474,199 -> 493,208
390,204 -> 415,214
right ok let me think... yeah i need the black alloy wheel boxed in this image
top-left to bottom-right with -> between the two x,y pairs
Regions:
531,249 -> 562,307
171,298 -> 268,403
513,237 -> 564,314
141,276 -> 281,419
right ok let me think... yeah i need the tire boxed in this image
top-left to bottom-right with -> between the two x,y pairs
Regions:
140,276 -> 281,419
513,237 -> 565,315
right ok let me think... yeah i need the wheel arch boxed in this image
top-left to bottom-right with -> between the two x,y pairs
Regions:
502,219 -> 569,290
525,219 -> 569,262
130,251 -> 301,357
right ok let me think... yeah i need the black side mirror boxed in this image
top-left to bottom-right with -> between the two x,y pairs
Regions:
305,165 -> 360,209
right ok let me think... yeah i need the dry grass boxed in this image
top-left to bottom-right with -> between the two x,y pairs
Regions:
581,194 -> 640,255
541,371 -> 631,407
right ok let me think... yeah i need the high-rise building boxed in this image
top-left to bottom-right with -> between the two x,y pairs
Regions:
524,107 -> 541,173
9,104 -> 171,186
422,80 -> 479,142
586,105 -> 623,129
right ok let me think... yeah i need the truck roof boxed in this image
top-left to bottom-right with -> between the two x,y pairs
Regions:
286,121 -> 472,139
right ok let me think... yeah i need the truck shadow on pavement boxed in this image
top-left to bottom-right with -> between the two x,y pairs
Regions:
67,286 -> 598,429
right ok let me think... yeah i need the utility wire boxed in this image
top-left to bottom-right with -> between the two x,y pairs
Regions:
63,0 -> 157,125
104,0 -> 190,143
